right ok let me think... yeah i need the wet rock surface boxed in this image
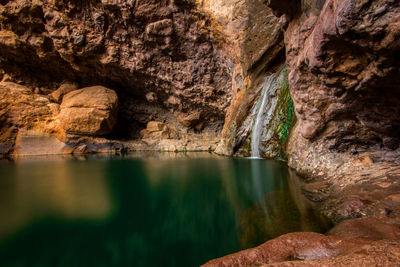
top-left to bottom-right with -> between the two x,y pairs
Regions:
202,217 -> 400,266
194,0 -> 286,156
327,217 -> 400,241
200,0 -> 400,265
0,0 -> 291,156
233,66 -> 294,158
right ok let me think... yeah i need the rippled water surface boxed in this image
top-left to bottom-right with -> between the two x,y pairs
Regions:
0,153 -> 331,267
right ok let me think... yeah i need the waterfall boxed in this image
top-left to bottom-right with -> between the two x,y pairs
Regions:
251,70 -> 281,158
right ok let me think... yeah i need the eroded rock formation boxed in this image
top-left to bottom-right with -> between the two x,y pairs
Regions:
261,0 -> 400,221
0,0 -> 234,155
200,0 -> 400,264
283,0 -> 400,151
0,81 -> 66,155
0,0 -> 294,157
195,0 -> 287,156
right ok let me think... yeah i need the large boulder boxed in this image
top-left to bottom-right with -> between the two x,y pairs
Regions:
59,86 -> 118,136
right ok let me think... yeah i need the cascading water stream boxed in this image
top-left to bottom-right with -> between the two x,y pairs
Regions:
251,71 -> 280,158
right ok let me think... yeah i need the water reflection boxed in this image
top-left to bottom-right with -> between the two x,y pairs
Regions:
0,153 -> 331,267
0,158 -> 113,241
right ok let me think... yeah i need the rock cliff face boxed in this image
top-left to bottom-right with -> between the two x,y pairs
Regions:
264,0 -> 400,221
281,0 -> 400,152
195,0 -> 287,156
234,66 -> 294,158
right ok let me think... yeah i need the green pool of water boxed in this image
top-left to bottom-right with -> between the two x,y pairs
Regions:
0,153 -> 331,267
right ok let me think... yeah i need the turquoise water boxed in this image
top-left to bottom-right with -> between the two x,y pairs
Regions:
0,153 -> 331,267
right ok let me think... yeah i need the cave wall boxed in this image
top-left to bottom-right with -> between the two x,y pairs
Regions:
284,0 -> 400,152
2,0 -> 399,169
0,0 -> 235,155
0,0 -> 233,118
0,0 -> 291,156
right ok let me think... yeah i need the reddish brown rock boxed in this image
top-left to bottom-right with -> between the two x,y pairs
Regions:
145,19 -> 173,37
202,217 -> 400,267
0,113 -> 16,155
0,0 -> 289,156
202,232 -> 369,266
263,0 -> 400,221
275,0 -> 400,153
327,217 -> 400,241
59,86 -> 118,136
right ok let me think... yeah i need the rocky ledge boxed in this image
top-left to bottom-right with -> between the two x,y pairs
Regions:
203,217 -> 400,266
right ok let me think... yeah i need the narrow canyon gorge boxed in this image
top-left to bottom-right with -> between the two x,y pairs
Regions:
0,0 -> 399,265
